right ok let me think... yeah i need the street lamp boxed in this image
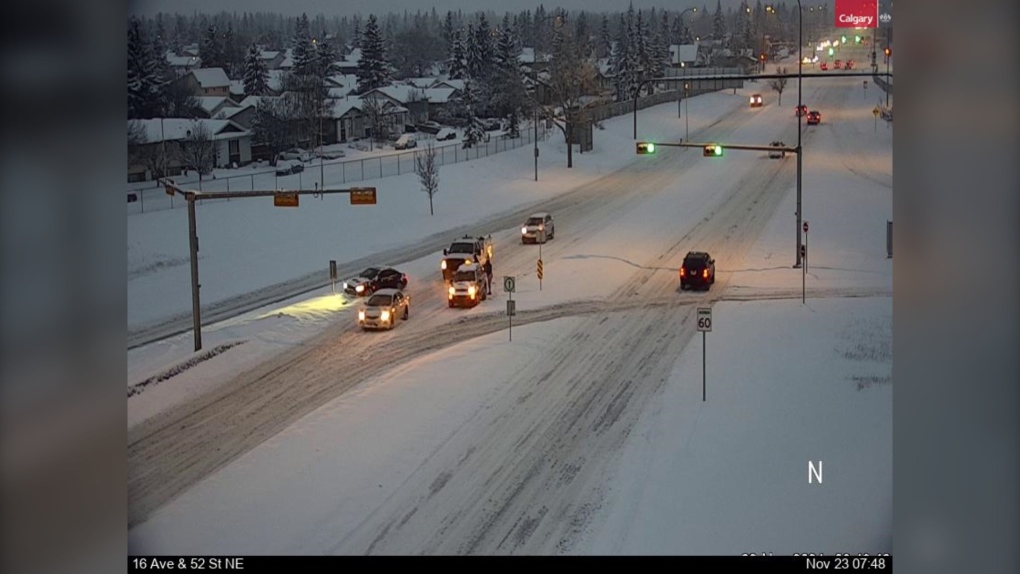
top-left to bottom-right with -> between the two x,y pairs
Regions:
676,7 -> 698,119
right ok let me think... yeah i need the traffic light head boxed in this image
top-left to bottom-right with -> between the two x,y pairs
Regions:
703,144 -> 723,157
828,47 -> 834,56
841,35 -> 847,43
636,142 -> 656,154
855,35 -> 861,43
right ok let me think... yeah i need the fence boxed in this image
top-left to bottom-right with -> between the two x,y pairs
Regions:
586,67 -> 744,124
127,125 -> 550,215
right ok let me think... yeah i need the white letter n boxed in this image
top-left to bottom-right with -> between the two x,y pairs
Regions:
809,461 -> 823,484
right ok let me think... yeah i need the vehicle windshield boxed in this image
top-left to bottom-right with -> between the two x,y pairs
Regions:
448,242 -> 475,254
359,268 -> 380,278
526,217 -> 544,226
454,271 -> 477,282
366,294 -> 393,306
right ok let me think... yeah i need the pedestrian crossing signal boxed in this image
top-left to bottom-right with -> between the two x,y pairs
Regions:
636,142 -> 655,154
703,144 -> 723,157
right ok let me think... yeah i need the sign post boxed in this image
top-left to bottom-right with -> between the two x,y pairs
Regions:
503,276 -> 516,341
697,308 -> 712,401
873,106 -> 880,132
802,221 -> 809,304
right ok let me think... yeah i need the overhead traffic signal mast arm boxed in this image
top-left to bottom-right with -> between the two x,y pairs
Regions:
636,142 -> 798,154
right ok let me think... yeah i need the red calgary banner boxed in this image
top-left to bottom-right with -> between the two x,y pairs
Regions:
834,0 -> 878,28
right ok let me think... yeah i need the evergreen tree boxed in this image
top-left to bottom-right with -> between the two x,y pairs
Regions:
200,24 -> 223,69
442,11 -> 455,51
598,15 -> 613,60
222,23 -> 241,76
356,14 -> 390,94
470,17 -> 495,82
574,12 -> 591,59
292,14 -> 317,76
149,22 -> 171,114
127,17 -> 151,119
492,24 -> 525,127
740,1 -> 755,53
243,42 -> 269,96
713,0 -> 726,42
635,10 -> 650,92
448,29 -> 468,79
352,20 -> 361,50
316,38 -> 340,79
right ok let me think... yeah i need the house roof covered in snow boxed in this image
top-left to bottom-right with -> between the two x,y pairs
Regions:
167,54 -> 201,67
430,78 -> 465,91
670,44 -> 700,64
130,118 -> 249,143
189,68 -> 230,88
229,81 -> 245,97
196,96 -> 234,114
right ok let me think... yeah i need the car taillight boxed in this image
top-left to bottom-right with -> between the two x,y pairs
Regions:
680,267 -> 686,277
703,269 -> 709,278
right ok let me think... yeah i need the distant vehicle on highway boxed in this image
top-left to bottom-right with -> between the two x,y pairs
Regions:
820,62 -> 829,71
357,288 -> 410,330
749,93 -> 763,107
834,59 -> 843,69
806,110 -> 822,125
680,251 -> 716,291
796,104 -> 809,117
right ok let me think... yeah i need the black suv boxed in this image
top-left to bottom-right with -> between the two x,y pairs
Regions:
680,251 -> 716,290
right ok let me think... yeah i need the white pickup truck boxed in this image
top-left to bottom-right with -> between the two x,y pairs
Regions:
441,234 -> 493,284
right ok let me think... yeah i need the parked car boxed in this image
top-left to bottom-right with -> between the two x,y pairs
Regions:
796,104 -> 809,117
749,93 -> 763,107
394,134 -> 417,149
521,212 -> 555,244
481,118 -> 501,131
680,251 -> 716,291
768,141 -> 786,159
806,110 -> 821,125
820,62 -> 829,71
435,128 -> 457,141
417,121 -> 442,134
275,160 -> 304,176
343,266 -> 408,297
357,288 -> 410,331
313,149 -> 346,159
278,148 -> 312,162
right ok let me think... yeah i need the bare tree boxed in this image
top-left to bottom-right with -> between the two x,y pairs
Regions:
530,21 -> 598,168
360,96 -> 388,148
769,66 -> 788,106
176,122 -> 218,182
414,141 -> 440,215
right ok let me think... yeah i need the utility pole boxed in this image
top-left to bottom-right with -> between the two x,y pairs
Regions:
187,194 -> 201,351
534,105 -> 539,181
795,0 -> 804,269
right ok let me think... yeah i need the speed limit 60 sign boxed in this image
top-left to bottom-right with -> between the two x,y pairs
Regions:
697,308 -> 712,332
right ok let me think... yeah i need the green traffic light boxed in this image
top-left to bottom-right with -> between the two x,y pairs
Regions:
828,47 -> 834,56
855,35 -> 861,43
714,145 -> 722,155
647,143 -> 655,153
841,35 -> 846,43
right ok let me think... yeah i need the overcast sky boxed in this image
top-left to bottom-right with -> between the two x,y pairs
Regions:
128,0 -> 779,19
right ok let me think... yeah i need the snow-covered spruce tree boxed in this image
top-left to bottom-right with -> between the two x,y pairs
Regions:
448,29 -> 468,79
200,24 -> 223,69
598,15 -> 613,60
356,14 -> 391,94
292,14 -> 317,77
128,17 -> 158,119
713,0 -> 726,42
243,42 -> 269,96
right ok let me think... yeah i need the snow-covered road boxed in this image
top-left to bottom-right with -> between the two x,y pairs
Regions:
129,72 -> 892,554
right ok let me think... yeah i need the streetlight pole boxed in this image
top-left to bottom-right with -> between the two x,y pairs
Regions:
795,0 -> 804,268
675,7 -> 698,119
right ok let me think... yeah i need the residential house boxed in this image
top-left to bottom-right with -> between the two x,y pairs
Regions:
127,118 -> 253,181
166,52 -> 202,76
259,50 -> 285,70
278,49 -> 294,71
181,68 -> 231,97
325,74 -> 358,99
195,96 -> 240,118
214,105 -> 256,130
669,44 -> 701,68
429,78 -> 465,92
359,86 -> 416,132
329,98 -> 365,143
229,81 -> 246,101
594,58 -> 614,96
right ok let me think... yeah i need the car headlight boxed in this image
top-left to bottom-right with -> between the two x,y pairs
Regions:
381,310 -> 390,321
448,286 -> 455,296
355,284 -> 364,292
522,227 -> 527,234
468,286 -> 476,297
441,260 -> 447,270
343,282 -> 348,289
358,310 -> 365,321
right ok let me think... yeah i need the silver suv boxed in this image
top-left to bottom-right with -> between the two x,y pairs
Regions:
521,212 -> 555,244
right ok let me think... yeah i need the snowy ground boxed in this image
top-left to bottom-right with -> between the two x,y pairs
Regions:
128,71 -> 892,554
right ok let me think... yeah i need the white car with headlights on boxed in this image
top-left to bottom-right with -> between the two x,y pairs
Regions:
521,212 -> 555,244
357,289 -> 410,331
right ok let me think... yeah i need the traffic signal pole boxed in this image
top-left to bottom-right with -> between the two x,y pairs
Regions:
161,180 -> 378,352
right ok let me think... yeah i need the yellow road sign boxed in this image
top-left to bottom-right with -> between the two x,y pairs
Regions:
274,192 -> 299,207
873,106 -> 881,117
537,258 -> 543,280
